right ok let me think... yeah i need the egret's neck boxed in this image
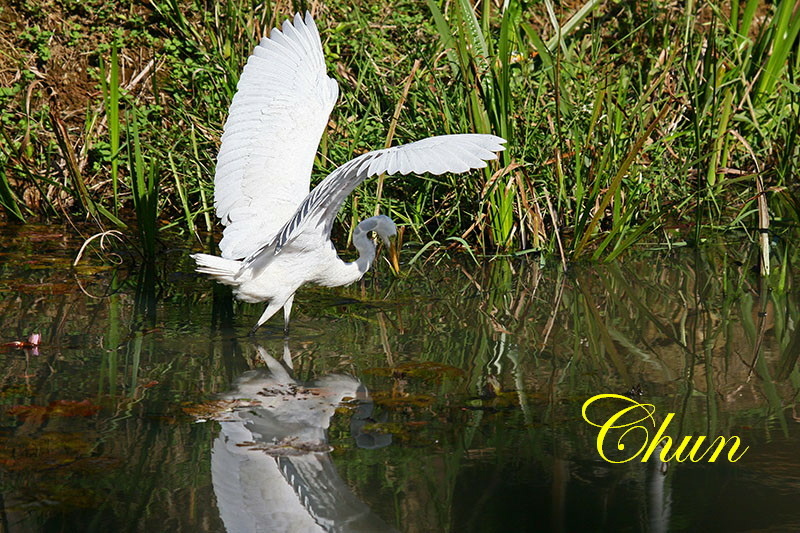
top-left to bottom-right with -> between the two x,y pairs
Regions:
351,232 -> 376,274
316,226 -> 375,288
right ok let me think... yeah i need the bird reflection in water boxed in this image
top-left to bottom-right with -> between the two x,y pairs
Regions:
212,343 -> 395,533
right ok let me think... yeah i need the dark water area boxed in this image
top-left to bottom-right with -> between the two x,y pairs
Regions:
1,224 -> 799,532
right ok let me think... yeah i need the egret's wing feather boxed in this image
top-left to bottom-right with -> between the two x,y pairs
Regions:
241,134 -> 506,270
215,12 -> 339,259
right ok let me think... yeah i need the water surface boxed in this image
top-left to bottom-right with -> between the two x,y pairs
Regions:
1,225 -> 799,531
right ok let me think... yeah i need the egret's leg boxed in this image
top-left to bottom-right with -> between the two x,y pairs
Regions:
249,300 -> 283,336
282,294 -> 294,337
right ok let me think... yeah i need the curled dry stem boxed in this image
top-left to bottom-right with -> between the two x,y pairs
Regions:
73,229 -> 125,266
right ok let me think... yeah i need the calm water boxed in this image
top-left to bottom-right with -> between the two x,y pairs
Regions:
1,225 -> 799,532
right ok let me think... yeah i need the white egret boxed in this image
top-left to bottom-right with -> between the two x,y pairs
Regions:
191,12 -> 506,334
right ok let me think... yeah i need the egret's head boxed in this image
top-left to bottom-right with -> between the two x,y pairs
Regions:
353,215 -> 401,274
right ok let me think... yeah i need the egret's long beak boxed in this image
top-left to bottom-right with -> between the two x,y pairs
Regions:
387,235 -> 401,276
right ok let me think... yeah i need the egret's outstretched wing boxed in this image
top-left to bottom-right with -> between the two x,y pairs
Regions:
242,134 -> 506,269
215,12 -> 339,259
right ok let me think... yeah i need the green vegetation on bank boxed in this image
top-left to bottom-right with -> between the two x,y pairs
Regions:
0,0 -> 797,262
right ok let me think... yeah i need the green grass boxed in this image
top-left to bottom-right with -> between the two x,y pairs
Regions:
99,43 -> 121,217
0,155 -> 25,222
0,0 -> 797,263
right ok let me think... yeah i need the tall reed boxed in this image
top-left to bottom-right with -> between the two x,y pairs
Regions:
126,108 -> 160,261
100,43 -> 121,216
427,0 -> 516,249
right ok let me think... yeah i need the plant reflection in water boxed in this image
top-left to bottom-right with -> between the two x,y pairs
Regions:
2,225 -> 800,531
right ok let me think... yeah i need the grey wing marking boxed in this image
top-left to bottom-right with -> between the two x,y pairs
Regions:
241,151 -> 376,270
275,152 -> 378,252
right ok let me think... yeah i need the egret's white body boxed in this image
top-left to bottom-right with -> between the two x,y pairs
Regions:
192,12 -> 506,333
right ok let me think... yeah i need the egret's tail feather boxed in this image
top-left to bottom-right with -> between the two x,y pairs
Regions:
191,253 -> 243,286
